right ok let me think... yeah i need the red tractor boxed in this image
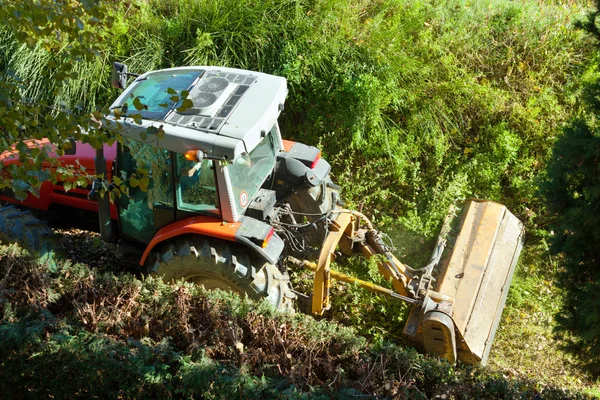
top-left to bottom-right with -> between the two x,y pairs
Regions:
0,64 -> 524,364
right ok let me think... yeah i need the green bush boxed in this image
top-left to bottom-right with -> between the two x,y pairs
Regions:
542,94 -> 600,377
1,0 -> 592,234
540,0 -> 600,378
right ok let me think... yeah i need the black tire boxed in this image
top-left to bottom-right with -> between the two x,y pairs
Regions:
284,176 -> 342,256
147,236 -> 296,312
0,205 -> 63,262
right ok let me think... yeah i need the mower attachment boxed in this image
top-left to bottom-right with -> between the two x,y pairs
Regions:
290,199 -> 524,365
403,200 -> 525,364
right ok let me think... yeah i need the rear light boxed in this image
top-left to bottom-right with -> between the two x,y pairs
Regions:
262,227 -> 275,248
310,151 -> 321,169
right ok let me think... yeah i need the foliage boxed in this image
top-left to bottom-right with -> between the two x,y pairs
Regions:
1,0 -> 599,395
0,0 -> 592,233
544,122 -> 600,363
0,1 -> 121,198
541,0 -> 600,375
0,243 -> 590,399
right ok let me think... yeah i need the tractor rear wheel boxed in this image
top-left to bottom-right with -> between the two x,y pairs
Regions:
147,236 -> 296,312
0,205 -> 63,262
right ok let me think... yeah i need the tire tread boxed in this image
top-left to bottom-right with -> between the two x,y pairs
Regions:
150,235 -> 296,312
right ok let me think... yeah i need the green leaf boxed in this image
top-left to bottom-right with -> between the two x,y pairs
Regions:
76,177 -> 88,187
14,190 -> 27,201
16,141 -> 30,156
167,87 -> 177,95
176,98 -> 194,113
63,182 -> 72,192
138,176 -> 150,192
146,126 -> 160,136
75,159 -> 86,171
27,185 -> 40,198
26,170 -> 50,182
12,180 -> 30,192
133,97 -> 146,111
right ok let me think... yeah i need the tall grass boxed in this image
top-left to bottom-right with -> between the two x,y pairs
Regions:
1,0 -> 590,235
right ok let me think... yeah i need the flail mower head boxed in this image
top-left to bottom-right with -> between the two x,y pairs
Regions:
403,200 -> 525,364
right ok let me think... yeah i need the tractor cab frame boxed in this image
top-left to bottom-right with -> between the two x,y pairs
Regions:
100,65 -> 302,266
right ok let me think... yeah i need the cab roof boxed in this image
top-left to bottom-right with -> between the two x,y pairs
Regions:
108,66 -> 288,160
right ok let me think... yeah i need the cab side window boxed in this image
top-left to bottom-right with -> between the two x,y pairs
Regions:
175,153 -> 219,215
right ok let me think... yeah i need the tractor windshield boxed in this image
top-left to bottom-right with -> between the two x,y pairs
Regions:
226,126 -> 278,215
116,69 -> 203,120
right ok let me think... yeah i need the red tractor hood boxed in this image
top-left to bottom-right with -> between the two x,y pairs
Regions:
0,138 -> 116,175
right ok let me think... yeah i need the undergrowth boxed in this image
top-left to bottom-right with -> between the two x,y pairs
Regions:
0,243 -> 589,399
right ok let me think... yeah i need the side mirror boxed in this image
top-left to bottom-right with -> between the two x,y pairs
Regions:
111,62 -> 129,89
64,138 -> 77,155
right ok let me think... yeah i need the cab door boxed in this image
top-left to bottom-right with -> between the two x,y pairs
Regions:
115,139 -> 175,244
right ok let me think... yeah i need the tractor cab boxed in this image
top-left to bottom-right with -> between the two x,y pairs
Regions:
114,124 -> 281,244
99,64 -> 324,268
108,65 -> 288,223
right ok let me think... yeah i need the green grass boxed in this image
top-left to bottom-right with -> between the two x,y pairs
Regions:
492,263 -> 594,390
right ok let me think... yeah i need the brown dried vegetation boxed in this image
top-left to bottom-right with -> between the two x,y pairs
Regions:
0,241 -> 587,399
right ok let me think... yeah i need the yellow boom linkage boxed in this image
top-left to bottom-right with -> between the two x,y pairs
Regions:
288,199 -> 524,365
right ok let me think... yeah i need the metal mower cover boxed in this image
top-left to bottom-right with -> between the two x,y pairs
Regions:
403,200 -> 525,364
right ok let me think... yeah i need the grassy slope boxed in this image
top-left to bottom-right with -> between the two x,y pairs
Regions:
492,247 -> 600,396
1,0 -> 600,396
0,242 -> 592,399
